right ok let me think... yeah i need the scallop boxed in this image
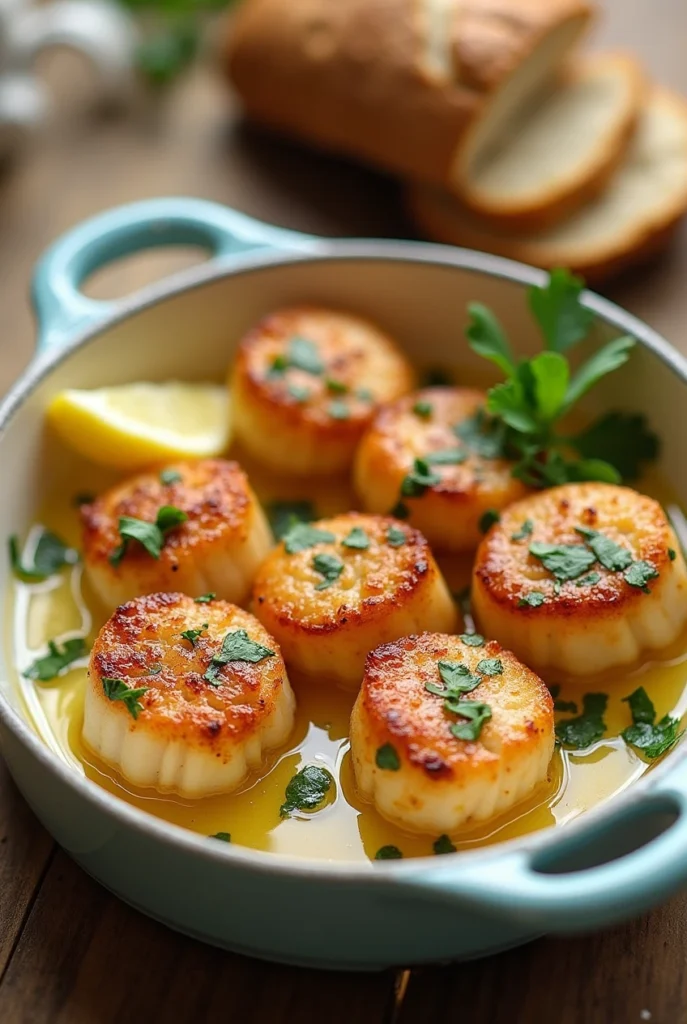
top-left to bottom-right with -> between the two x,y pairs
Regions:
350,632 -> 554,834
353,387 -> 528,551
230,306 -> 416,475
81,459 -> 272,612
82,593 -> 296,797
251,512 -> 458,689
472,482 -> 687,677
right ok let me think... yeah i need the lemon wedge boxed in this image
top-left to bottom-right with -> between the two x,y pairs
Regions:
47,382 -> 231,470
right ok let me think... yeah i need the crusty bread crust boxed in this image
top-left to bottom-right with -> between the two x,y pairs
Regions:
225,0 -> 592,185
406,88 -> 687,283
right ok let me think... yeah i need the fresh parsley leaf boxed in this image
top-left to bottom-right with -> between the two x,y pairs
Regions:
624,560 -> 659,592
476,658 -> 503,676
426,660 -> 481,699
487,379 -> 539,433
110,506 -> 187,565
9,529 -> 79,581
194,593 -> 216,603
180,624 -> 208,647
342,527 -> 370,550
555,693 -> 608,749
312,553 -> 344,590
400,458 -> 441,498
511,520 -> 533,541
160,469 -> 182,485
23,638 -> 87,682
433,834 -> 456,855
389,501 -> 410,520
424,448 -> 467,465
570,412 -> 659,481
466,302 -> 516,377
328,401 -> 350,420
530,351 -> 570,421
564,335 -> 635,408
669,548 -> 677,561
210,832 -> 231,842
375,744 -> 400,771
101,677 -> 150,720
386,525 -> 407,547
287,383 -> 310,403
375,845 -> 403,860
326,378 -> 348,394
460,633 -> 484,646
149,664 -> 163,675
549,684 -> 561,699
575,572 -> 602,587
529,542 -> 597,581
204,629 -> 275,685
269,353 -> 288,376
479,509 -> 500,534
280,764 -> 334,817
413,400 -> 433,419
554,698 -> 578,713
622,686 -> 683,759
575,527 -> 632,571
528,268 -> 593,353
283,522 -> 335,554
454,411 -> 508,459
155,505 -> 188,533
449,701 -> 492,741
287,336 -> 324,375
518,591 -> 547,607
266,500 -> 315,540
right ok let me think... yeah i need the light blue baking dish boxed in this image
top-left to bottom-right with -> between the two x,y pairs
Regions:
1,197 -> 687,970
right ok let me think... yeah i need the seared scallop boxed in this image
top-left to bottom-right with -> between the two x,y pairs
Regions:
354,387 -> 528,551
230,306 -> 415,476
82,593 -> 295,797
473,483 -> 687,677
350,632 -> 554,834
81,459 -> 272,611
252,512 -> 457,689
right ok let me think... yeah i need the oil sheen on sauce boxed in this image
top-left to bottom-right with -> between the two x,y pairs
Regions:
10,451 -> 687,863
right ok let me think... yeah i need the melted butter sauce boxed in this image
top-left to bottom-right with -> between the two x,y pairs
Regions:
10,454 -> 687,862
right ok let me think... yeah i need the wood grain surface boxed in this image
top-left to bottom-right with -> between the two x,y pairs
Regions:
0,2 -> 686,1022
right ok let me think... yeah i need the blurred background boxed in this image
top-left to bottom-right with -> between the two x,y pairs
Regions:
0,0 -> 685,390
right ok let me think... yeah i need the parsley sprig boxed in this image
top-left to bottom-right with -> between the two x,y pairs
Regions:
622,687 -> 683,759
465,269 -> 658,486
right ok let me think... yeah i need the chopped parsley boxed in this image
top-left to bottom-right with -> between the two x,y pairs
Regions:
412,400 -> 433,419
326,378 -> 348,394
426,660 -> 481,699
282,522 -> 335,554
575,572 -> 601,587
149,664 -> 163,675
518,591 -> 546,608
204,629 -> 274,685
433,834 -> 456,855
287,336 -> 324,375
476,658 -> 503,676
622,687 -> 683,759
460,633 -> 484,647
453,409 -> 508,460
101,677 -> 150,719
400,458 -> 441,498
210,832 -> 231,842
669,548 -> 677,561
624,560 -> 659,592
375,845 -> 403,860
555,693 -> 608,749
389,501 -> 410,520
511,520 -> 533,542
554,697 -> 578,713
529,542 -> 597,581
312,553 -> 344,590
280,764 -> 334,817
575,527 -> 632,571
159,469 -> 182,485
342,527 -> 370,550
424,448 -> 467,465
287,383 -> 310,403
355,387 -> 374,402
109,506 -> 187,566
449,702 -> 492,741
375,744 -> 400,771
194,593 -> 216,603
9,529 -> 79,582
328,401 -> 350,420
386,525 -> 407,547
22,638 -> 87,682
479,509 -> 500,534
180,624 -> 208,647
266,499 -> 315,540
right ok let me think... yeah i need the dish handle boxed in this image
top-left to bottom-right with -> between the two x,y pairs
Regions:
31,197 -> 317,351
401,755 -> 687,932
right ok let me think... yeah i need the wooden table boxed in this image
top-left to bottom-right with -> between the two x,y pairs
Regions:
1,2 -> 686,1021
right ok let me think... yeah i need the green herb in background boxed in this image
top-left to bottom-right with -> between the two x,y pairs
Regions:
23,638 -> 88,682
266,500 -> 315,540
124,0 -> 234,86
9,529 -> 79,582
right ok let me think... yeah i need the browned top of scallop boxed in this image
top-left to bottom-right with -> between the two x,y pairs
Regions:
358,632 -> 553,780
88,593 -> 288,746
232,305 -> 415,430
81,459 -> 255,569
474,482 -> 677,615
252,513 -> 438,632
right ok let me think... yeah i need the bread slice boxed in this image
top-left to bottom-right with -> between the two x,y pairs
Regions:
407,88 -> 687,284
450,53 -> 644,230
225,0 -> 592,186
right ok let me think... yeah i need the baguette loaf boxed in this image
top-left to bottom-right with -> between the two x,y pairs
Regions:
406,89 -> 687,283
225,0 -> 592,187
454,52 -> 643,229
